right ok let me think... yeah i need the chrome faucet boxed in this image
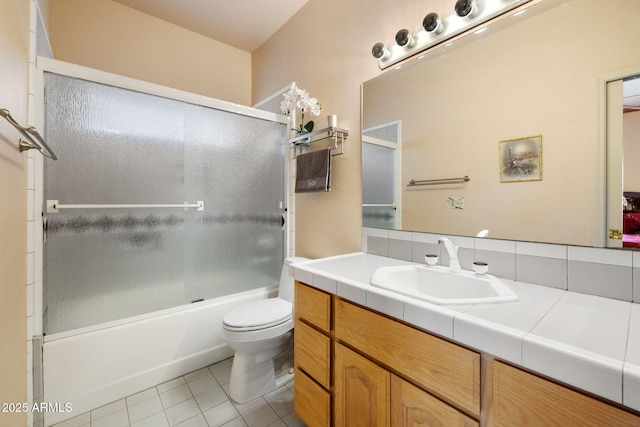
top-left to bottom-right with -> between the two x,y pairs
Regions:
438,237 -> 461,273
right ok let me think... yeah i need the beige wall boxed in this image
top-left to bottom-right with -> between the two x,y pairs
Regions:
0,0 -> 29,424
253,0 -> 447,258
50,0 -> 252,105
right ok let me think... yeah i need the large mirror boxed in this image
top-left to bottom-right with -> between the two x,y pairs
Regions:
362,0 -> 640,248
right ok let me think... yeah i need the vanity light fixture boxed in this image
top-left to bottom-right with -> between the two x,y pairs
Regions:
423,13 -> 444,34
371,0 -> 538,70
454,0 -> 478,18
371,42 -> 390,59
395,29 -> 415,48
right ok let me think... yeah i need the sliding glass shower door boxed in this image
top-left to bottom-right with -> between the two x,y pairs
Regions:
43,72 -> 285,334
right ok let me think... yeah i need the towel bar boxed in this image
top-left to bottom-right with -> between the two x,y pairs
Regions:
47,200 -> 204,213
1,108 -> 58,160
407,175 -> 470,187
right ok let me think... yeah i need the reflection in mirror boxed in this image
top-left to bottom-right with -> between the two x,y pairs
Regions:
362,122 -> 402,230
362,0 -> 640,248
620,77 -> 640,248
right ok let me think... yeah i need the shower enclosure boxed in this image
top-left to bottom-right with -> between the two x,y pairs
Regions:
43,72 -> 287,335
362,121 -> 402,230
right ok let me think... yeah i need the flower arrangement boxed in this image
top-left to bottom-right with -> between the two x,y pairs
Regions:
280,82 -> 321,134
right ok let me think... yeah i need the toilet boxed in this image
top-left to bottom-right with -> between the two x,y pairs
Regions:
223,257 -> 309,403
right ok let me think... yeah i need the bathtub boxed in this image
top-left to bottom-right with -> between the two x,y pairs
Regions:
42,286 -> 276,426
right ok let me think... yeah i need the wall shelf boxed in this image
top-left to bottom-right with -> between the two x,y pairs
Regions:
290,126 -> 348,159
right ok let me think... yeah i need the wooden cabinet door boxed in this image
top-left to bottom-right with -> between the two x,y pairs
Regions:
334,298 -> 480,417
334,343 -> 390,427
490,361 -> 640,427
391,375 -> 478,427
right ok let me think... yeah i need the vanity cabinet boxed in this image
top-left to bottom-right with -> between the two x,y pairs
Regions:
294,281 -> 479,426
293,282 -> 331,427
294,281 -> 640,426
489,360 -> 640,427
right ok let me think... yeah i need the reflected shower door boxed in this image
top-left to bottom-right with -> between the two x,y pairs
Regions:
44,72 -> 285,334
362,122 -> 402,230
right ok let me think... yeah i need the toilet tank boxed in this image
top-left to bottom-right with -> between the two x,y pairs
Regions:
278,257 -> 309,303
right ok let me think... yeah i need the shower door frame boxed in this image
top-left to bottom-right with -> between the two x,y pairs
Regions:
32,57 -> 291,339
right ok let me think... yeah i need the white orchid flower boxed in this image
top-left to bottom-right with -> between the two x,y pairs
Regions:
280,82 -> 321,134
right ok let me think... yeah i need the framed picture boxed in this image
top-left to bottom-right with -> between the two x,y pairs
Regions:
499,135 -> 542,183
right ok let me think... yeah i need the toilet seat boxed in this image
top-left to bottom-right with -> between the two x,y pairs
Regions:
223,298 -> 292,332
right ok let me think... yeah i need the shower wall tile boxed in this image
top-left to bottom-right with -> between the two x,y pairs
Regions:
27,220 -> 35,253
27,157 -> 35,189
27,189 -> 34,221
27,283 -> 34,317
27,252 -> 34,284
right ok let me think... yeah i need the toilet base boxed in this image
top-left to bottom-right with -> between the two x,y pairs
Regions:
228,332 -> 294,404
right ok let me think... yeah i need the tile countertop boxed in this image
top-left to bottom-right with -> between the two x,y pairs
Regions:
291,252 -> 640,412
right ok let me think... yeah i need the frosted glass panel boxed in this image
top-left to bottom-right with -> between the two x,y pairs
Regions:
44,73 -> 285,334
362,142 -> 396,229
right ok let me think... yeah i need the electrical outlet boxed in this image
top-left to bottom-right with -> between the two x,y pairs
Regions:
447,197 -> 464,209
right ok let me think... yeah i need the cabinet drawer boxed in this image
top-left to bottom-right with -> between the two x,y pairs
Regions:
392,375 -> 478,427
294,319 -> 330,388
294,281 -> 330,332
490,361 -> 640,427
294,368 -> 330,427
334,298 -> 480,417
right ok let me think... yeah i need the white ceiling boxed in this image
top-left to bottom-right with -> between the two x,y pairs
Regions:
113,0 -> 310,52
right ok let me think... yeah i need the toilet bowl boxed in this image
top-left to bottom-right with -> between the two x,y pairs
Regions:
223,257 -> 309,403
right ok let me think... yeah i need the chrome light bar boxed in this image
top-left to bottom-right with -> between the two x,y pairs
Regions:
373,0 -> 539,70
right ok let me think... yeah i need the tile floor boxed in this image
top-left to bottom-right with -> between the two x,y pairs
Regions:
52,358 -> 306,427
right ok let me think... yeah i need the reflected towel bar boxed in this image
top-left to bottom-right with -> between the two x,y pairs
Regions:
1,108 -> 59,160
362,204 -> 396,208
407,176 -> 470,187
47,200 -> 204,213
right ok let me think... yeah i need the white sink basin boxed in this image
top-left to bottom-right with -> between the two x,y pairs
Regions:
370,265 -> 518,305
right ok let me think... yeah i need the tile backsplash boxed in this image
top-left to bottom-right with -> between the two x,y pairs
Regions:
362,228 -> 640,303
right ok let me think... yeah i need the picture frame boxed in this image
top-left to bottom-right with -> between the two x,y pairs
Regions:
499,135 -> 542,183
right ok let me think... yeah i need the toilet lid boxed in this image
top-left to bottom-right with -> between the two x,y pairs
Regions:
223,298 -> 292,331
